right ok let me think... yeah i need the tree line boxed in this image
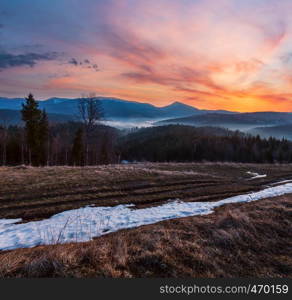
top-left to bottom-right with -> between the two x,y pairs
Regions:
0,94 -> 119,166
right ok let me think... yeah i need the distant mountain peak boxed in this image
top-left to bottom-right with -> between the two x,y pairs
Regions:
164,101 -> 198,109
168,101 -> 183,106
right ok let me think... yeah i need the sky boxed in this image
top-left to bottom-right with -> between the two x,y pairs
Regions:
1,0 -> 292,112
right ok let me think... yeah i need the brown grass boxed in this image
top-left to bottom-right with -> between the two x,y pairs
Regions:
1,163 -> 292,221
0,194 -> 291,278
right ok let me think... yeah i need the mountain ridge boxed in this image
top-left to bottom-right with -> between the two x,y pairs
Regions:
1,97 -> 291,131
156,111 -> 292,131
0,97 -> 234,120
0,108 -> 75,125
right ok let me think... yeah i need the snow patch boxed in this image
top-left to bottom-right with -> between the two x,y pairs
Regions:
246,171 -> 267,179
1,183 -> 292,251
0,218 -> 22,230
269,179 -> 292,186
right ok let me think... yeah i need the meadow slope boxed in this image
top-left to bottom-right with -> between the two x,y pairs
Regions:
0,163 -> 291,277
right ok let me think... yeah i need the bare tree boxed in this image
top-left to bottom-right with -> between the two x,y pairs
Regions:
78,93 -> 103,165
0,114 -> 13,166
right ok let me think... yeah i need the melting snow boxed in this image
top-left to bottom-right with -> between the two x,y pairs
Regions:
0,218 -> 22,230
269,179 -> 292,186
1,183 -> 292,251
246,171 -> 267,179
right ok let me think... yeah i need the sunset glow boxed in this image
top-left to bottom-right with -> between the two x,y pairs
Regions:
1,0 -> 292,111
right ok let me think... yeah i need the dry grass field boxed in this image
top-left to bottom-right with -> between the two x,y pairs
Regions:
1,162 -> 292,221
0,163 -> 291,277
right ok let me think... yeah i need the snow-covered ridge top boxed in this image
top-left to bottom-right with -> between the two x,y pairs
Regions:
1,182 -> 292,251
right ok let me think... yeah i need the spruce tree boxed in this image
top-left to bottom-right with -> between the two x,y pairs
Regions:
72,128 -> 84,166
21,93 -> 42,166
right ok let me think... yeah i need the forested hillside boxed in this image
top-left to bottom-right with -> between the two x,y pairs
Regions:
119,125 -> 292,163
